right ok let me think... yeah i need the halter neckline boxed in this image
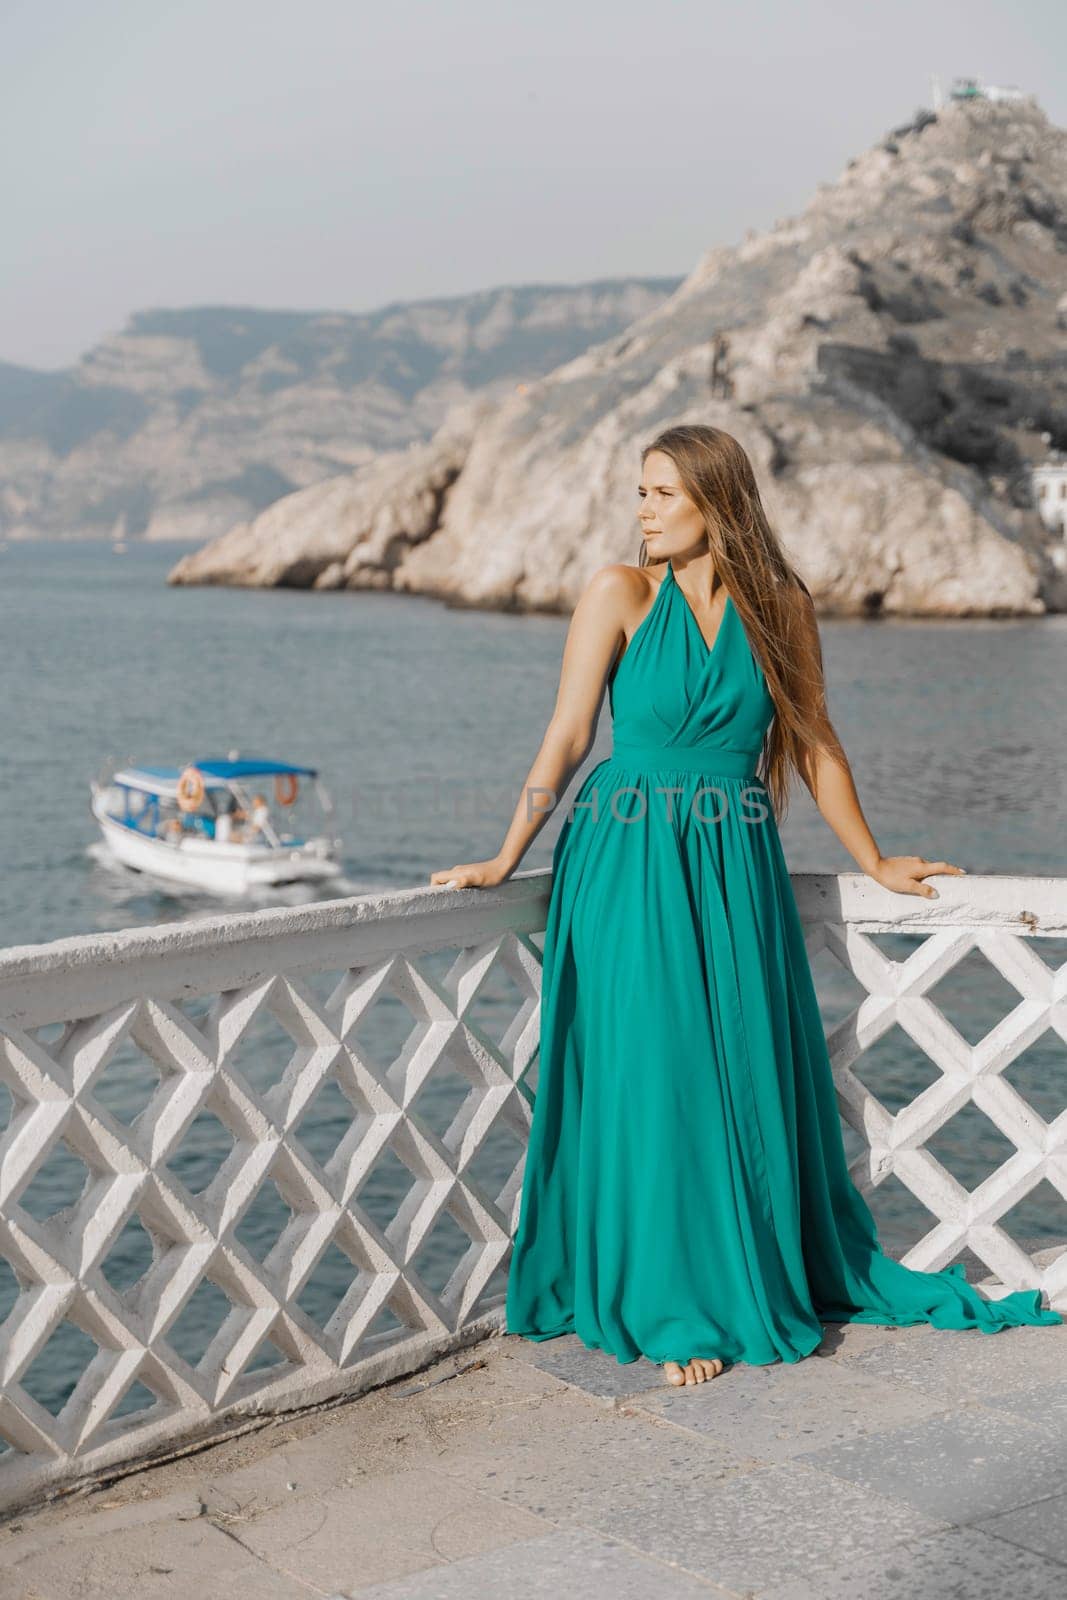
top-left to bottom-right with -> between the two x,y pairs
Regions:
665,564 -> 734,661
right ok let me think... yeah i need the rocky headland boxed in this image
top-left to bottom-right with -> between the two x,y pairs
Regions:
170,98 -> 1067,617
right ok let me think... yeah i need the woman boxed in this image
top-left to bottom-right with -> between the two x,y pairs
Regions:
429,423 -> 1062,1389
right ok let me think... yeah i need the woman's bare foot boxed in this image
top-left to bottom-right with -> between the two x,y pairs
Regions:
662,1357 -> 725,1386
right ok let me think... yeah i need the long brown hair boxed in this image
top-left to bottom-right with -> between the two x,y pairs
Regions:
639,424 -> 843,822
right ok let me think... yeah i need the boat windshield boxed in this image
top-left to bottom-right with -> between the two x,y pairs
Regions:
223,779 -> 332,848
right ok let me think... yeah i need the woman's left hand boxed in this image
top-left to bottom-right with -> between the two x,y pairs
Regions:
870,855 -> 967,898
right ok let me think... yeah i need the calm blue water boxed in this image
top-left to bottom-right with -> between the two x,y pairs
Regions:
2,541 -> 1065,1418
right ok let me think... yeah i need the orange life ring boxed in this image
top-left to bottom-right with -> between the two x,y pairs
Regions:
274,772 -> 299,807
177,766 -> 205,813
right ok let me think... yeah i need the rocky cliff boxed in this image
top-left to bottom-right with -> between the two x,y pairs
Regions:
0,280 -> 679,541
172,97 -> 1067,616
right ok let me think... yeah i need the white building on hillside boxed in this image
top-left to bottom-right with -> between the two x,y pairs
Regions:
949,76 -> 1030,104
1032,459 -> 1067,539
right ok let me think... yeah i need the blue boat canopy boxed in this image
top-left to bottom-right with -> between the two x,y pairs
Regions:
112,759 -> 318,798
193,759 -> 318,780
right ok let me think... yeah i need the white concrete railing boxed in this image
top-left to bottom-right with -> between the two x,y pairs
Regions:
0,870 -> 1064,1515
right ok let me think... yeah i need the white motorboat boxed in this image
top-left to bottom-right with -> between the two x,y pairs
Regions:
90,755 -> 343,894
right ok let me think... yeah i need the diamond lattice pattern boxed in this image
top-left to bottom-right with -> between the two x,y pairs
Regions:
809,922 -> 1067,1305
0,931 -> 540,1483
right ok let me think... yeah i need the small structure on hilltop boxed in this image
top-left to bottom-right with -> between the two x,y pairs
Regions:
1032,455 -> 1067,542
933,75 -> 1033,107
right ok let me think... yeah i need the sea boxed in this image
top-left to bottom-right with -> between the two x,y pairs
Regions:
2,539 -> 1065,1416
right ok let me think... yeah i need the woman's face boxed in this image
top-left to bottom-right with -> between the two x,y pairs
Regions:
638,450 -> 705,561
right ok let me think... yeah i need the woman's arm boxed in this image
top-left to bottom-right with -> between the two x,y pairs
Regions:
429,565 -> 637,890
797,742 -> 881,874
794,592 -> 966,900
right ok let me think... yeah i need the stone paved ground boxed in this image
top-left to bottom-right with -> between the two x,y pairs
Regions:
2,1313 -> 1067,1599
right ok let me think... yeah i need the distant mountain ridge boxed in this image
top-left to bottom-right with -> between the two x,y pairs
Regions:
172,97 -> 1067,616
0,280 -> 681,541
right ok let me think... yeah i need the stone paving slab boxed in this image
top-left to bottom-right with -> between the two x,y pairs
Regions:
833,1320 -> 1067,1404
809,1319 -> 925,1359
794,1405 -> 1067,1525
757,1525 -> 1067,1600
973,1489 -> 1067,1565
508,1333 -> 667,1402
631,1345 -> 946,1462
229,1465 -> 551,1595
542,1458 -> 947,1594
354,1525 -> 727,1599
980,1375 -> 1067,1430
427,1381 -> 755,1523
0,1511 -> 306,1600
0,1488 -> 311,1600
0,1487 -> 204,1570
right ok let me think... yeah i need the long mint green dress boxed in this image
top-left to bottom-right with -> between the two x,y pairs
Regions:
505,562 -> 1062,1367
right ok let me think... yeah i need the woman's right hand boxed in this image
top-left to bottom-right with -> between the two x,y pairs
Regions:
429,857 -> 513,890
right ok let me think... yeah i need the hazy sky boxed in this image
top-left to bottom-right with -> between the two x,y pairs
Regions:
3,0 -> 1064,370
